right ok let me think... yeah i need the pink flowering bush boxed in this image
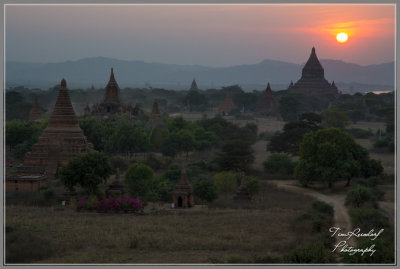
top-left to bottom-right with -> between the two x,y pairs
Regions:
96,196 -> 142,213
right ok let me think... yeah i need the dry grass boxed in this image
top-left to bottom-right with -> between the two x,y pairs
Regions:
6,182 -> 318,264
350,121 -> 386,133
355,139 -> 394,174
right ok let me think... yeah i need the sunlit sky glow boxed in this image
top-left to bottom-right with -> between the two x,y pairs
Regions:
5,4 -> 395,67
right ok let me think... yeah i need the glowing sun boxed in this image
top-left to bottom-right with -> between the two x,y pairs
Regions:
336,32 -> 348,43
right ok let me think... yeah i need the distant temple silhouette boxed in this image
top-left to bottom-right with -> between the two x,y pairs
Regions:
287,47 -> 339,97
89,68 -> 134,117
189,79 -> 199,91
218,93 -> 237,116
254,82 -> 279,118
29,95 -> 44,122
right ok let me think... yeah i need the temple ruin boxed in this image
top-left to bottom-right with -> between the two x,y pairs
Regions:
172,169 -> 194,208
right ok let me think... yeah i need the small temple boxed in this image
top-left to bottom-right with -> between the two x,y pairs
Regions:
146,99 -> 167,130
7,79 -> 93,192
287,47 -> 340,97
254,82 -> 279,117
29,96 -> 44,122
172,169 -> 194,208
89,68 -> 133,117
218,93 -> 237,116
189,79 -> 199,91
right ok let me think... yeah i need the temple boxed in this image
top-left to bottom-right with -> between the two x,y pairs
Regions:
287,47 -> 339,97
254,82 -> 279,117
172,169 -> 194,208
8,79 -> 93,191
218,93 -> 237,116
146,99 -> 167,130
89,68 -> 133,117
29,96 -> 44,122
189,79 -> 199,91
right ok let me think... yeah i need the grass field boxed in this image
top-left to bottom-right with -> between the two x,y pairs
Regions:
6,182 -> 319,264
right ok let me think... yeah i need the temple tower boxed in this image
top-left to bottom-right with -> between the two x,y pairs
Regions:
190,79 -> 199,91
29,96 -> 43,122
172,169 -> 194,208
218,93 -> 237,116
254,82 -> 278,117
19,78 -> 93,178
287,47 -> 339,97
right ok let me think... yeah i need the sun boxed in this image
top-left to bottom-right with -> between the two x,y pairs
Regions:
336,32 -> 348,43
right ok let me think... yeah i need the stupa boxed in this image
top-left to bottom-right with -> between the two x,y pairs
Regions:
29,96 -> 44,122
189,79 -> 199,91
287,47 -> 339,97
146,99 -> 167,130
172,169 -> 194,208
254,82 -> 279,117
18,78 -> 93,179
218,93 -> 237,116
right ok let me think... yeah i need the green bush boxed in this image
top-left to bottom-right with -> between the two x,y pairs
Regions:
214,171 -> 237,194
263,153 -> 297,175
244,178 -> 261,196
124,163 -> 154,200
193,179 -> 218,202
345,186 -> 377,208
346,128 -> 373,138
312,201 -> 334,217
227,254 -> 248,263
349,208 -> 389,231
283,241 -> 335,263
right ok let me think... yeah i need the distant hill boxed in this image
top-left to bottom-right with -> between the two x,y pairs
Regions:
6,57 -> 394,91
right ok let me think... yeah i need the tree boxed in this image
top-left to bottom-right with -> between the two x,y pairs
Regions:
267,113 -> 321,155
185,91 -> 207,111
214,171 -> 237,194
244,178 -> 261,196
59,151 -> 113,195
193,179 -> 218,202
124,163 -> 154,199
6,120 -> 34,150
345,186 -> 377,208
218,139 -> 255,173
263,153 -> 297,175
321,108 -> 351,129
295,128 -> 382,188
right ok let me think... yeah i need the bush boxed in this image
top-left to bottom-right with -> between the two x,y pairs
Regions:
346,128 -> 373,138
244,178 -> 261,196
125,163 -> 154,199
263,153 -> 297,175
345,186 -> 377,208
214,172 -> 237,194
193,179 -> 218,202
283,241 -> 335,263
312,201 -> 334,217
96,196 -> 142,213
227,254 -> 248,263
143,153 -> 165,170
349,208 -> 389,231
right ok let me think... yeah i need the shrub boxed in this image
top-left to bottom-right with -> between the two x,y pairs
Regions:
283,241 -> 335,263
244,178 -> 261,196
312,201 -> 334,217
345,186 -> 377,208
227,254 -> 249,263
346,128 -> 373,138
193,179 -> 218,202
143,153 -> 165,170
125,163 -> 154,199
263,153 -> 297,175
96,196 -> 142,213
349,208 -> 389,231
214,171 -> 237,194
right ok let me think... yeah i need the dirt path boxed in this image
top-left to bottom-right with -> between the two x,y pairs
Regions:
268,179 -> 355,246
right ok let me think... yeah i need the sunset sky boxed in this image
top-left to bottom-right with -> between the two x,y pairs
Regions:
5,4 -> 395,67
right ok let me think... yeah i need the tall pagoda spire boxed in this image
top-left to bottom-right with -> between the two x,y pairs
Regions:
301,47 -> 324,79
190,79 -> 198,91
29,95 -> 43,122
103,67 -> 121,105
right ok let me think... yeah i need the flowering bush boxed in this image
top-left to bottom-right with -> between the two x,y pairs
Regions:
96,196 -> 142,213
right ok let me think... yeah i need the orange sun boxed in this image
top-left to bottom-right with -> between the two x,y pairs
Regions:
336,32 -> 348,43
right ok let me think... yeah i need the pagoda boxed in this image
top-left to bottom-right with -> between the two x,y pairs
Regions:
90,68 -> 131,117
172,169 -> 194,208
287,47 -> 339,97
146,99 -> 167,130
29,96 -> 44,122
189,79 -> 199,91
17,78 -> 93,179
218,93 -> 237,116
254,82 -> 279,117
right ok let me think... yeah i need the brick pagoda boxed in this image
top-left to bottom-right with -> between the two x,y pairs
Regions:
172,169 -> 194,208
29,96 -> 44,122
254,82 -> 279,117
218,93 -> 237,116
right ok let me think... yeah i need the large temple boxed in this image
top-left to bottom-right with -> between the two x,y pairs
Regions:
89,68 -> 133,117
287,47 -> 340,97
254,82 -> 279,117
189,79 -> 199,91
8,79 -> 93,191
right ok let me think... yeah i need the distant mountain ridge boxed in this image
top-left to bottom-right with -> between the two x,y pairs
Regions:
6,57 -> 394,91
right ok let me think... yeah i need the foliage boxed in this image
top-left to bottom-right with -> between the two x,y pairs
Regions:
321,108 -> 351,129
214,171 -> 237,194
346,128 -> 373,138
124,163 -> 154,200
185,90 -> 207,111
345,186 -> 377,208
349,208 -> 389,231
193,179 -> 218,202
218,139 -> 255,173
267,113 -> 321,155
232,91 -> 259,112
6,91 -> 32,121
311,201 -> 334,217
295,128 -> 383,188
263,153 -> 297,175
59,151 -> 113,195
283,241 -> 335,263
244,178 -> 261,196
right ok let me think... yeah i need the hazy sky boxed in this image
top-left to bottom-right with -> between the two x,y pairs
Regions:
5,4 -> 395,67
